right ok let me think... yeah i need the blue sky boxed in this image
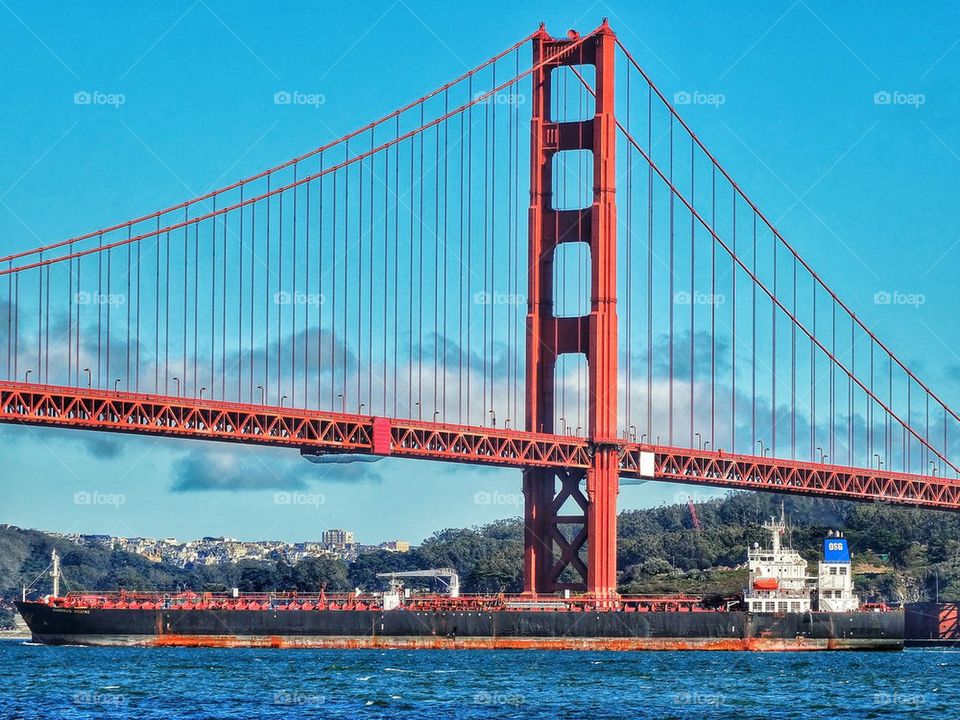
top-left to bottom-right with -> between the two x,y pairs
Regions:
2,1 -> 960,544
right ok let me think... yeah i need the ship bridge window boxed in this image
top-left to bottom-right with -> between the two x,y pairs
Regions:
839,566 -> 847,575
829,566 -> 838,575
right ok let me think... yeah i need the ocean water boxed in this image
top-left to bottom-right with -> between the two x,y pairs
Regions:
0,639 -> 954,719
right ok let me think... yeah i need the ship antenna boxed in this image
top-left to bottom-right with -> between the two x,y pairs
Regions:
782,502 -> 794,548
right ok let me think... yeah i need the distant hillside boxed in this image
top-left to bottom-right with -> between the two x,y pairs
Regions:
0,525 -> 201,598
0,525 -> 352,628
3,491 -> 959,627
615,493 -> 960,602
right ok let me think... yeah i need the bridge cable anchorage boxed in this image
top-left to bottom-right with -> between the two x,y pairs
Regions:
2,21 -> 960,608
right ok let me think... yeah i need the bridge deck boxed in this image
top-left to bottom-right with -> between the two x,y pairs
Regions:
3,381 -> 957,512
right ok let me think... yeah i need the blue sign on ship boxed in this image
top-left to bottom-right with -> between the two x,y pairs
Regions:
823,537 -> 850,563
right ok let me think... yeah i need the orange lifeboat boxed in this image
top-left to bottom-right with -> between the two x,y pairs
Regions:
753,577 -> 779,590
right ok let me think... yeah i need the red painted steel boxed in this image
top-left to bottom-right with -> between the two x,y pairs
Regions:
620,445 -> 960,510
0,382 -> 591,470
372,417 -> 392,456
523,22 -> 619,599
2,382 -> 960,511
39,590 -> 707,613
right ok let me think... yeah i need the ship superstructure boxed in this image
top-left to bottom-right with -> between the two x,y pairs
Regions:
744,508 -> 812,613
743,507 -> 861,613
818,532 -> 859,612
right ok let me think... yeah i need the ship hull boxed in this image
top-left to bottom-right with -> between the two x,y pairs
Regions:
15,602 -> 903,651
904,602 -> 960,647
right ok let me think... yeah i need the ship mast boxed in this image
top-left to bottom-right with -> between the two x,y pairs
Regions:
51,549 -> 61,598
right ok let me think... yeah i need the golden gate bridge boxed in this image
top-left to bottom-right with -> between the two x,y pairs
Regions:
2,21 -> 959,601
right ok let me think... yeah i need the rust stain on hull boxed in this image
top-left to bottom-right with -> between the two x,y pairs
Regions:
147,634 -> 895,651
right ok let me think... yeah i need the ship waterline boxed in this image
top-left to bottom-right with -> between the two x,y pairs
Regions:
15,601 -> 903,651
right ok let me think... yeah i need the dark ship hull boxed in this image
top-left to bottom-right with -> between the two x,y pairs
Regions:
904,602 -> 960,647
16,600 -> 903,651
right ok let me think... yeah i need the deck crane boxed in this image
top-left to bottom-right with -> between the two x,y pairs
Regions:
376,568 -> 460,598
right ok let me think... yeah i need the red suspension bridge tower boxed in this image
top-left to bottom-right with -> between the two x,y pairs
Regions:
524,22 -> 619,599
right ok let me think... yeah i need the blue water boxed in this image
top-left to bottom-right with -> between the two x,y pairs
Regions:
0,639 -> 955,719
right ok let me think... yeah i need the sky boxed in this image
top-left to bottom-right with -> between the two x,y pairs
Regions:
3,1 -> 960,544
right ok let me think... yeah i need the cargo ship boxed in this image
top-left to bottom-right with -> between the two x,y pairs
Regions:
16,513 -> 903,650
